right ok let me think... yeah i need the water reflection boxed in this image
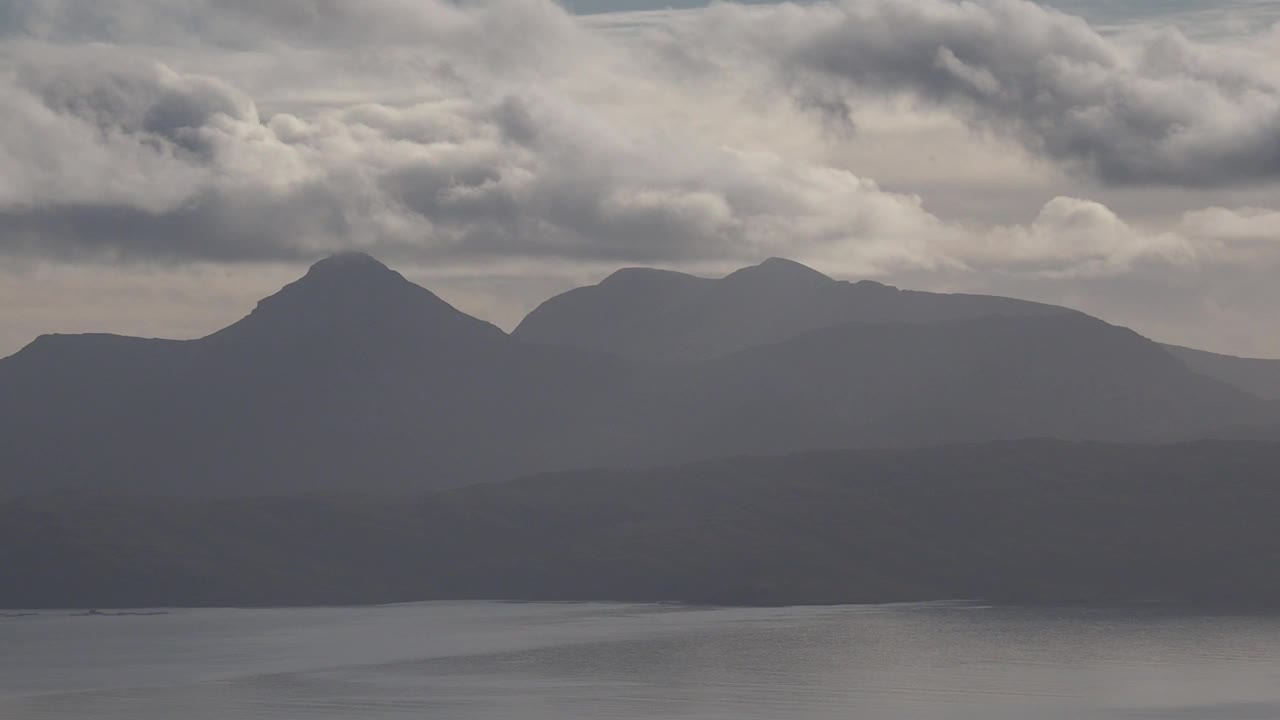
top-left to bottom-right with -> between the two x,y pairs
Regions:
2,603 -> 1278,719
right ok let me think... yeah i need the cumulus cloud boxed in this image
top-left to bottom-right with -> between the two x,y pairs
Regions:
2,18 -> 1244,275
950,197 -> 1189,276
0,13 -> 967,269
693,0 -> 1280,186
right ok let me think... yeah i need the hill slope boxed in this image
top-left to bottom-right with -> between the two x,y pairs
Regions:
631,314 -> 1272,461
5,440 -> 1280,609
1164,344 -> 1280,400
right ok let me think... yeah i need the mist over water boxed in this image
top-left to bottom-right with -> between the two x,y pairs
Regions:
3,602 -> 1279,720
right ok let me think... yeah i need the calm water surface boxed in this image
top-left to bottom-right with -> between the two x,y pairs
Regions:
2,602 -> 1279,719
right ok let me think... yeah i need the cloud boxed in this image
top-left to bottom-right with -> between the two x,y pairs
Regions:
692,0 -> 1280,186
2,1 -> 1277,267
2,0 -> 579,61
1,14 -> 1231,275
1180,206 -> 1280,246
18,54 -> 256,157
0,24 -> 971,268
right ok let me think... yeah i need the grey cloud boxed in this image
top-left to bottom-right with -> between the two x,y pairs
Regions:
17,55 -> 255,159
699,0 -> 1280,186
0,31 -> 953,267
0,49 -> 744,264
492,96 -> 541,146
2,0 -> 580,69
0,184 -> 360,264
791,86 -> 857,137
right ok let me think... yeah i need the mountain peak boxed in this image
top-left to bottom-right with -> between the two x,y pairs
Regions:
206,252 -> 505,345
722,257 -> 832,287
284,252 -> 411,299
597,266 -> 711,293
304,251 -> 395,279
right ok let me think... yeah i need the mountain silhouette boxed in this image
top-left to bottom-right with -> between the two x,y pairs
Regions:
208,252 -> 507,346
0,253 -> 626,496
514,257 -> 1076,363
0,254 -> 1274,497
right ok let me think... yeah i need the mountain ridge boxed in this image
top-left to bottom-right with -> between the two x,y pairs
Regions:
513,257 -> 1079,364
2,253 -> 1275,497
1163,343 -> 1280,400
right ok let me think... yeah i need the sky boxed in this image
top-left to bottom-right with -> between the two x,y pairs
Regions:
0,0 -> 1278,357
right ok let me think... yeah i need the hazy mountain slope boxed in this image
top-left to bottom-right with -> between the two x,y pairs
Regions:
606,314 -> 1274,464
1164,344 -> 1280,400
514,257 -> 1077,363
5,440 -> 1280,609
0,253 -> 632,496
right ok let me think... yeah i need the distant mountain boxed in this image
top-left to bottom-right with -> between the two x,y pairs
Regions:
0,253 -> 631,496
207,251 -> 509,346
514,257 -> 1076,363
1164,344 -> 1280,400
614,314 -> 1273,463
514,255 -> 1279,413
1,254 -> 1273,497
6,440 -> 1280,609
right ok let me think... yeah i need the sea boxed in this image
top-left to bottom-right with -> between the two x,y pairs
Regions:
3,601 -> 1279,719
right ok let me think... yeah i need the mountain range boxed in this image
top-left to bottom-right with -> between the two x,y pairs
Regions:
513,256 -> 1074,363
2,252 -> 1278,497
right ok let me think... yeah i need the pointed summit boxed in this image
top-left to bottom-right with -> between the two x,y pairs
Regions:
304,251 -> 393,278
259,251 -> 414,309
294,252 -> 404,293
722,257 -> 832,288
208,252 -> 505,344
